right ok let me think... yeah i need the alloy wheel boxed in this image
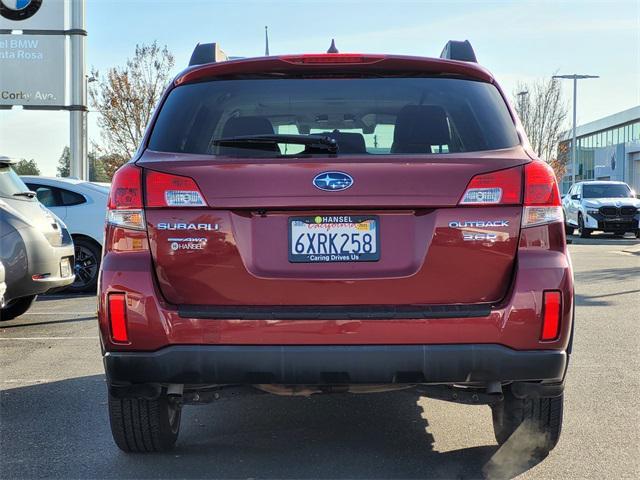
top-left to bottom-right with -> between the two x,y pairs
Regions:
73,244 -> 99,289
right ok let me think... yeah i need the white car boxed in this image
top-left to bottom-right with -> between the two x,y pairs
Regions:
562,181 -> 640,238
21,176 -> 109,292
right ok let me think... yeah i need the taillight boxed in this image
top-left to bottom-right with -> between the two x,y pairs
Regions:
459,166 -> 522,205
145,170 -> 207,208
107,164 -> 145,230
540,290 -> 562,341
522,161 -> 563,228
108,293 -> 129,343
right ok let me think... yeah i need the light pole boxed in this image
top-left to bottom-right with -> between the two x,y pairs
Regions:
552,74 -> 599,186
516,90 -> 529,124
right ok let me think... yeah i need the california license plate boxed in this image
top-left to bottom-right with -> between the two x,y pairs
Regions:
288,215 -> 379,263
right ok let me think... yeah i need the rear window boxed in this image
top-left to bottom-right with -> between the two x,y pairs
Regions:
148,77 -> 519,157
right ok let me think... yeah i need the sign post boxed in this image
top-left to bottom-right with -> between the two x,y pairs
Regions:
70,0 -> 86,180
0,0 -> 87,179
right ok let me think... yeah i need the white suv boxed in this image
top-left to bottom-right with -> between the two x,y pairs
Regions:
562,181 -> 640,238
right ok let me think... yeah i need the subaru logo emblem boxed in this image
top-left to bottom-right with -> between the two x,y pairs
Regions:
313,171 -> 353,192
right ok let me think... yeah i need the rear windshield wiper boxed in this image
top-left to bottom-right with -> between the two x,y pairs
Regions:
213,134 -> 338,154
13,191 -> 36,198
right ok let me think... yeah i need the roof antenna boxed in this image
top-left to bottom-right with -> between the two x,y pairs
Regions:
264,26 -> 270,56
327,39 -> 339,53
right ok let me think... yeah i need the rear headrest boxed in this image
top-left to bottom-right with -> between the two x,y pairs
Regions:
391,105 -> 451,154
326,131 -> 367,154
221,116 -> 275,137
219,116 -> 279,156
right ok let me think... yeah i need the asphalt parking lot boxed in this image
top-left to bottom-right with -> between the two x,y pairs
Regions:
1,234 -> 639,479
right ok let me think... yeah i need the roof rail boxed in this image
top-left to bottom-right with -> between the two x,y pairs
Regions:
188,43 -> 229,67
440,40 -> 477,63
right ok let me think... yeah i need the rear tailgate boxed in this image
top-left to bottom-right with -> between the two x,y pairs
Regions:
139,148 -> 527,306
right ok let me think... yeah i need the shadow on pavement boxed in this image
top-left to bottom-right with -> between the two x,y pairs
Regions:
568,233 -> 639,246
575,266 -> 639,284
0,316 -> 95,329
37,293 -> 96,301
0,375 -> 550,479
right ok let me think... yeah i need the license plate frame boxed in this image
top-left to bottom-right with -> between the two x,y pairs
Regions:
288,215 -> 380,263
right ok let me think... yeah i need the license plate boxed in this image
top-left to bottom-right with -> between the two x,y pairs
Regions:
289,215 -> 379,263
60,258 -> 71,278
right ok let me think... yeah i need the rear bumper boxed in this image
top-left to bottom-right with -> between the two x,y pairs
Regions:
104,344 -> 567,386
98,223 -> 574,351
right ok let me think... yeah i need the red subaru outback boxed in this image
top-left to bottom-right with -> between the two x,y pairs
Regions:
99,41 -> 573,454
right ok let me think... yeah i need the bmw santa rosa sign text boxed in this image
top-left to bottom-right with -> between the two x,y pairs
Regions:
0,35 -> 65,105
0,0 -> 67,106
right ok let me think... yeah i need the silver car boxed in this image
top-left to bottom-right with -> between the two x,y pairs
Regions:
0,260 -> 6,308
0,158 -> 75,320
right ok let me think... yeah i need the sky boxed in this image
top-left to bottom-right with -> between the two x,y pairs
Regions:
1,0 -> 639,176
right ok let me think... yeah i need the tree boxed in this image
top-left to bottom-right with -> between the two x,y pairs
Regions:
12,159 -> 41,176
95,153 -> 127,181
89,42 -> 175,159
56,146 -> 116,182
89,152 -> 108,183
57,146 -> 71,177
513,78 -> 568,162
548,156 -> 567,183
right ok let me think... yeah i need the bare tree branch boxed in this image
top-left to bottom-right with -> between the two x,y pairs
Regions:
513,77 -> 569,180
89,41 -> 175,162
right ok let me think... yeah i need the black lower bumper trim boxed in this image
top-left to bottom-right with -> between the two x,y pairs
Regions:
597,220 -> 638,231
104,344 -> 567,385
178,304 -> 491,320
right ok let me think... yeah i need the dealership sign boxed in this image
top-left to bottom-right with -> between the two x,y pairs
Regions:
0,35 -> 65,105
0,0 -> 65,30
0,0 -> 67,107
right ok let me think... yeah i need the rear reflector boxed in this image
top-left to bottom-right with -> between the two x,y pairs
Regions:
459,167 -> 522,205
145,170 -> 207,208
108,293 -> 128,343
541,291 -> 562,341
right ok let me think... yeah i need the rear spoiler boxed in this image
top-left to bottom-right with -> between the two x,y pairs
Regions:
440,40 -> 477,63
188,43 -> 229,66
0,156 -> 16,165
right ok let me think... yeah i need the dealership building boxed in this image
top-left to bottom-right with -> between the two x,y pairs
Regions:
558,106 -> 640,194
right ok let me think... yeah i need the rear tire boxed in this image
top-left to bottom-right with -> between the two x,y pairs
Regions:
108,391 -> 182,452
0,295 -> 37,321
578,214 -> 591,238
564,222 -> 574,236
491,387 -> 563,457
